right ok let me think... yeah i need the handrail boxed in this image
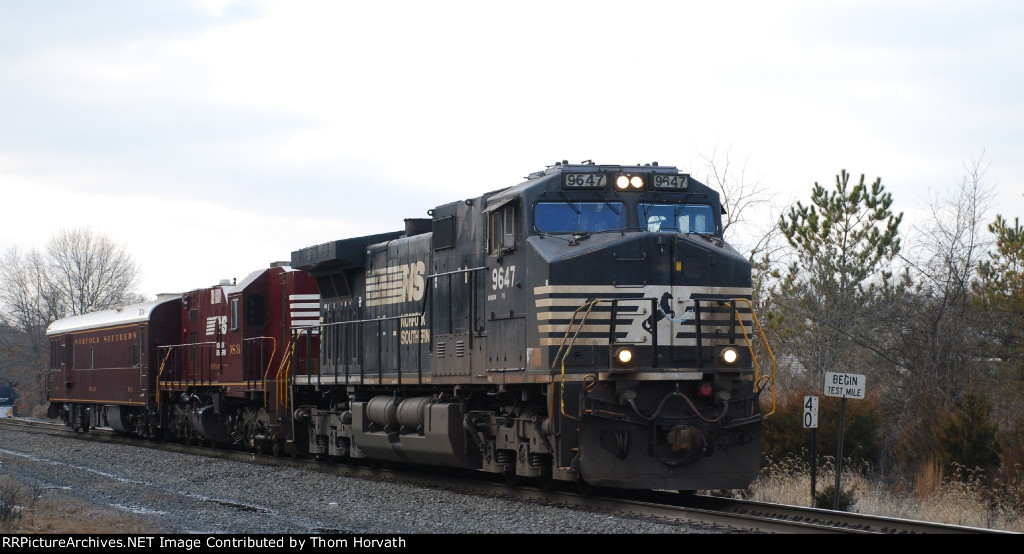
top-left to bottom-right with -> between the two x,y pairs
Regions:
553,299 -> 602,419
731,297 -> 778,417
273,328 -> 306,411
551,295 -> 778,419
154,345 -> 179,412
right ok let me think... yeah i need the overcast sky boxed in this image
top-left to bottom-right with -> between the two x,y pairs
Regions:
2,1 -> 1021,300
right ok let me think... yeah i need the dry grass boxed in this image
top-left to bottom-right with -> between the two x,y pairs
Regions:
745,455 -> 1024,532
0,476 -> 161,534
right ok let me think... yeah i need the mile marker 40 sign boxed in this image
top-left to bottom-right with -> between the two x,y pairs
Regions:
803,396 -> 819,428
824,372 -> 867,399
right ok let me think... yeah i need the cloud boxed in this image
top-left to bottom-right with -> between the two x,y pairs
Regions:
1,1 -> 1021,301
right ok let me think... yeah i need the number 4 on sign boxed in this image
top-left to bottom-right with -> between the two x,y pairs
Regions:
803,395 -> 818,429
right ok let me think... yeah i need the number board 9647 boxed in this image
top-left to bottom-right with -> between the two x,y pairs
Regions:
563,173 -> 607,188
652,174 -> 689,189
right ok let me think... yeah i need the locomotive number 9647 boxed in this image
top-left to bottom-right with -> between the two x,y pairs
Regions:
491,265 -> 516,290
652,174 -> 689,189
564,173 -> 607,188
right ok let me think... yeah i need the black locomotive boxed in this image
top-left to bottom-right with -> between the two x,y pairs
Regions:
289,160 -> 776,491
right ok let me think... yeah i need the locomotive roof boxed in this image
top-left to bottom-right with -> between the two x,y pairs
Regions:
525,160 -> 682,180
46,296 -> 180,335
483,160 -> 692,206
231,263 -> 301,292
181,263 -> 302,297
291,231 -> 405,274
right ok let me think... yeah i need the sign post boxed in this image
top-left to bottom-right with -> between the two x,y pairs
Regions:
823,372 -> 866,510
803,395 -> 819,505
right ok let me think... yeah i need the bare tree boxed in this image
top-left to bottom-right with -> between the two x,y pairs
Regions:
694,142 -> 776,244
0,228 -> 143,410
895,151 -> 994,394
46,227 -> 143,315
691,143 -> 796,393
0,247 -> 53,342
867,152 -> 998,479
1,227 -> 143,327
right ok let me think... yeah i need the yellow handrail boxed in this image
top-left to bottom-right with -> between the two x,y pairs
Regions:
254,336 -> 278,408
550,296 -> 778,419
731,297 -> 778,417
154,346 -> 179,412
554,299 -> 602,419
272,330 -> 305,411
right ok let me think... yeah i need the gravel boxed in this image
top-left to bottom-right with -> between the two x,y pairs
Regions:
0,427 -> 729,535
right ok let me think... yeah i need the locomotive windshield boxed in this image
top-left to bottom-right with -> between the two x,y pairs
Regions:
534,201 -> 625,233
533,200 -> 717,235
638,203 -> 716,234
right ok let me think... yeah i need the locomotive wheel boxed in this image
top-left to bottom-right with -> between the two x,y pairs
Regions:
502,467 -> 518,486
576,477 -> 593,496
272,441 -> 281,457
77,410 -> 90,433
537,468 -> 553,491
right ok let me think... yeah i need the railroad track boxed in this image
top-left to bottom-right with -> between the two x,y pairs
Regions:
1,417 -> 1016,535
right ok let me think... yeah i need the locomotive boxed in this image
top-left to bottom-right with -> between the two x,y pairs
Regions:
46,160 -> 776,492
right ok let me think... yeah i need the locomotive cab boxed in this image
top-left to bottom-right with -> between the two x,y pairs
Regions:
504,162 -> 769,489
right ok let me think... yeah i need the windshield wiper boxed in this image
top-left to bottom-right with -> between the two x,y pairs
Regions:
555,192 -> 581,214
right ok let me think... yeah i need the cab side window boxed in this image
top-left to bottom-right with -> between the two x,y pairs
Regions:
230,298 -> 240,331
489,204 -> 515,255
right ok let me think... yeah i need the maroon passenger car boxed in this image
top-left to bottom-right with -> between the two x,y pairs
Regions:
46,295 -> 181,434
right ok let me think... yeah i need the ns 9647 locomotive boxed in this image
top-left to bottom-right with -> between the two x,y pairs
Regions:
289,160 -> 776,492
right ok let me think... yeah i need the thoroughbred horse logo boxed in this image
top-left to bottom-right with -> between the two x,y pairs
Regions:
642,291 -> 693,335
642,292 -> 674,333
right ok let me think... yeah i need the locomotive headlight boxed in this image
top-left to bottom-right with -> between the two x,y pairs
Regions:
615,175 -> 645,190
614,347 -> 633,365
720,346 -> 739,365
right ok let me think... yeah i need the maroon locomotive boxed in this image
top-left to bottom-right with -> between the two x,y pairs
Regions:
46,262 -> 319,453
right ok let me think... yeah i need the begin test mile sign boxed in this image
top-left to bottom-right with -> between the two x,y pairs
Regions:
823,372 -> 866,399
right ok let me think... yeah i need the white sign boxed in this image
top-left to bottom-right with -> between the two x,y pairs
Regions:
823,372 -> 866,399
803,395 -> 818,429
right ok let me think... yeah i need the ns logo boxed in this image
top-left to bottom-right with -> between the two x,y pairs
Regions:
400,261 -> 426,302
366,261 -> 426,306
